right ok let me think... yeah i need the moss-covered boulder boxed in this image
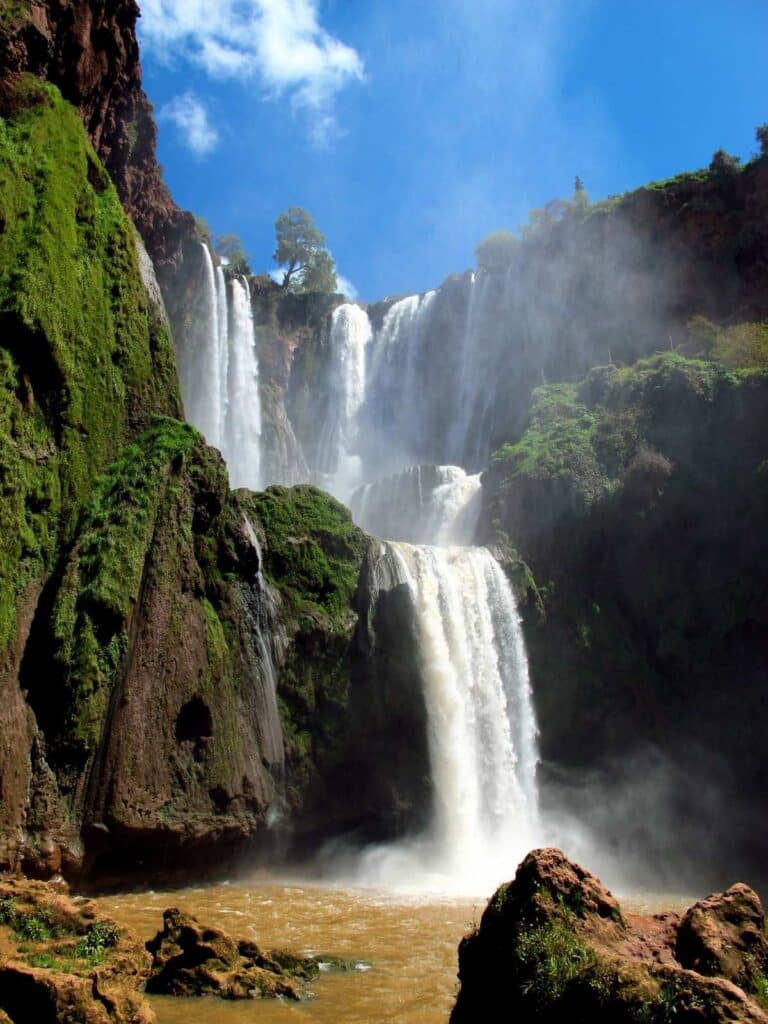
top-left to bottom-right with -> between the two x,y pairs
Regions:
451,849 -> 768,1023
146,907 -> 319,1001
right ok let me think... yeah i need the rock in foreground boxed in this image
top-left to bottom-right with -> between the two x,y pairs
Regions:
0,876 -> 153,1023
451,848 -> 768,1023
146,908 -> 320,1000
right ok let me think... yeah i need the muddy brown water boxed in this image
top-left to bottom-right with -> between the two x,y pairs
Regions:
96,876 -> 482,1024
96,877 -> 693,1024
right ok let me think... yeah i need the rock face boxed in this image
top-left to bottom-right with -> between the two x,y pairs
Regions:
481,354 -> 768,878
0,0 -> 195,276
451,848 -> 768,1024
0,876 -> 154,1023
146,908 -> 318,1000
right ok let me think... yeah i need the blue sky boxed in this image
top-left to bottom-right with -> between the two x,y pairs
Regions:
138,0 -> 768,302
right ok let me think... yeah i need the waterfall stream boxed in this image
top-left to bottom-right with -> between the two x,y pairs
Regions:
179,244 -> 262,489
176,252 -> 541,891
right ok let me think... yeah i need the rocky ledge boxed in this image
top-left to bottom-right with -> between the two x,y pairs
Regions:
146,907 -> 322,1001
451,848 -> 768,1023
0,876 -> 153,1023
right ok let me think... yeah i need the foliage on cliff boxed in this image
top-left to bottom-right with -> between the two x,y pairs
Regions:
0,78 -> 179,657
483,353 -> 768,867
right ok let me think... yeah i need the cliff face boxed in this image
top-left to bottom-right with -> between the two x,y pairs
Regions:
481,354 -> 768,881
0,0 -> 195,279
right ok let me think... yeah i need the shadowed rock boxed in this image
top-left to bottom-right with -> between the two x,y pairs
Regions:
146,908 -> 319,1001
451,848 -> 768,1023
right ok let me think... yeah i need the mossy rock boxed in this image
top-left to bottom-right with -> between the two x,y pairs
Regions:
0,77 -> 179,656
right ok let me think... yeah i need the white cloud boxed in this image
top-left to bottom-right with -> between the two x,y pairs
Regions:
140,0 -> 364,142
159,92 -> 219,155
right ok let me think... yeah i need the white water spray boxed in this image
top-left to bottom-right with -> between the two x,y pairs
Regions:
225,277 -> 262,489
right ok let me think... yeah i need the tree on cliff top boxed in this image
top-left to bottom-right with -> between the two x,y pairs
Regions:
476,230 -> 518,271
273,207 -> 337,293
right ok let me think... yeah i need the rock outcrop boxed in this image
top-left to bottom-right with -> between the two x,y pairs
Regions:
0,0 -> 195,276
146,908 -> 319,1000
0,876 -> 154,1023
451,848 -> 768,1023
481,353 -> 768,879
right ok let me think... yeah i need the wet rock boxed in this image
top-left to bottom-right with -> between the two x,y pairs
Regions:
451,848 -> 768,1023
146,908 -> 319,1000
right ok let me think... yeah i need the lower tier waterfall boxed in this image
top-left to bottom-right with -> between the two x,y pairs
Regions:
336,539 -> 541,894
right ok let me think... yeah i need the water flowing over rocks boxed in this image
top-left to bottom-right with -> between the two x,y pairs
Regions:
451,849 -> 768,1023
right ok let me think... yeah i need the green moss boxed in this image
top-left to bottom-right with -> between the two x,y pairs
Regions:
46,419 -> 199,764
250,484 -> 365,623
0,0 -> 32,24
515,918 -> 597,1008
0,79 -> 179,656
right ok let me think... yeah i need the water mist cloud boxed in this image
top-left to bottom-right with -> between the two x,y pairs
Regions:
140,0 -> 364,143
159,92 -> 219,155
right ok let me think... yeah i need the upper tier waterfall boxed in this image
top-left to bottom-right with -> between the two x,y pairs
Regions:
177,244 -> 262,489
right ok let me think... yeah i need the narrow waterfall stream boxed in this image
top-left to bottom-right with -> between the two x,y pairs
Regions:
177,243 -> 263,488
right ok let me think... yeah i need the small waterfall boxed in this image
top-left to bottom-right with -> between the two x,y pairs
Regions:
242,516 -> 286,818
225,277 -> 262,489
315,303 -> 372,499
176,246 -> 263,490
350,465 -> 481,546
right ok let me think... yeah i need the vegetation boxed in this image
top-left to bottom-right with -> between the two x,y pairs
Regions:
250,485 -> 364,623
0,77 -> 178,656
273,207 -> 337,293
43,419 -> 199,766
476,230 -> 518,271
215,232 -> 251,277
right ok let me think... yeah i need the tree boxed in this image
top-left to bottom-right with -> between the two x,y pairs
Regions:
273,207 -> 337,293
573,175 -> 589,212
215,232 -> 251,276
709,148 -> 741,177
475,230 -> 518,271
756,123 -> 768,156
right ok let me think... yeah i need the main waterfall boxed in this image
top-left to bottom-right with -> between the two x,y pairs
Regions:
175,255 -> 542,893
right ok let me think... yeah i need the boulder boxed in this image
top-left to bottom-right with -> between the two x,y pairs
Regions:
451,848 -> 768,1023
676,883 -> 768,986
146,908 -> 319,1000
0,876 -> 154,1024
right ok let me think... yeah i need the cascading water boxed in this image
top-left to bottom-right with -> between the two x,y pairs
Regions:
342,539 -> 540,894
225,277 -> 262,489
177,250 -> 542,891
178,245 -> 262,489
350,464 -> 481,546
315,302 -> 372,500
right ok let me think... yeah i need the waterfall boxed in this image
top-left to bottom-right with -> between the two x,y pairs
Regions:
225,277 -> 262,489
315,303 -> 372,500
398,544 -> 539,880
177,246 -> 262,490
350,464 -> 481,546
346,540 -> 540,894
